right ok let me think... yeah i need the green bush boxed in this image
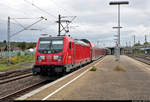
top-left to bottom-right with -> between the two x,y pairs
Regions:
0,55 -> 35,71
10,56 -> 19,64
27,56 -> 34,62
17,52 -> 21,56
90,66 -> 97,71
24,52 -> 29,56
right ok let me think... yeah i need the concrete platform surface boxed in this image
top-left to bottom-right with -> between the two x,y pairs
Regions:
19,55 -> 150,100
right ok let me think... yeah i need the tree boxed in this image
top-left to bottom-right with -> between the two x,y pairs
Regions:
2,40 -> 7,51
27,43 -> 35,49
3,40 -> 6,43
134,43 -> 141,46
4,45 -> 8,51
18,42 -> 26,51
144,42 -> 149,45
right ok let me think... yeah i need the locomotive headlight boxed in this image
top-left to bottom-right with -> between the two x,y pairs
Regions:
53,55 -> 59,60
40,56 -> 45,60
58,56 -> 62,61
53,55 -> 62,61
37,56 -> 45,61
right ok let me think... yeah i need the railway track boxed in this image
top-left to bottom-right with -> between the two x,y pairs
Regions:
0,71 -> 50,100
0,79 -> 50,100
134,55 -> 150,61
0,68 -> 32,80
0,74 -> 60,100
126,54 -> 150,65
0,68 -> 67,100
0,73 -> 33,84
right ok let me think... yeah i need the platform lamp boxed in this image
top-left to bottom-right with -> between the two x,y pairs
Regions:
109,1 -> 129,68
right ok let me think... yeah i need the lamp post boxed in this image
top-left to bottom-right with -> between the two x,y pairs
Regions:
113,26 -> 122,62
109,1 -> 129,68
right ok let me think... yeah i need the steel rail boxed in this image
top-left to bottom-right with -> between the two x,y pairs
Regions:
0,73 -> 33,84
0,80 -> 47,100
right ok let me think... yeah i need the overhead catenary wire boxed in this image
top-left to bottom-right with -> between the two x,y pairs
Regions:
12,17 -> 48,29
24,0 -> 75,18
23,0 -> 76,30
23,0 -> 78,36
0,2 -> 31,17
70,25 -> 88,38
0,0 -> 78,40
50,0 -> 74,15
0,2 -> 48,26
39,21 -> 56,31
61,16 -> 77,32
11,17 -> 41,19
24,0 -> 57,19
10,17 -> 47,38
13,19 -> 26,29
0,2 -> 51,32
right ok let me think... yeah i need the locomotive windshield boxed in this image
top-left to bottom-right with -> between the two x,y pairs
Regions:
38,40 -> 63,54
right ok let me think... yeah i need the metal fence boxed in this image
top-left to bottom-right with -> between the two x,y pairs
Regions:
0,50 -> 35,58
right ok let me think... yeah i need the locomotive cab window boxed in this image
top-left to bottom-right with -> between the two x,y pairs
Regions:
38,39 -> 63,54
69,42 -> 72,50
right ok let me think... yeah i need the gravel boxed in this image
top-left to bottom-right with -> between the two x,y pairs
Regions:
0,75 -> 47,98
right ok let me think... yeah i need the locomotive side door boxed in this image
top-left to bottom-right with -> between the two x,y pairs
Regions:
69,41 -> 73,65
72,42 -> 75,64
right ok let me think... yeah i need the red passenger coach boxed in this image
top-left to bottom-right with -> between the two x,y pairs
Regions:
83,39 -> 106,60
92,47 -> 106,60
32,35 -> 106,76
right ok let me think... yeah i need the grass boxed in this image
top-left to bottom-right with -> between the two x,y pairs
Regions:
114,65 -> 126,72
90,66 -> 97,71
0,56 -> 34,72
0,64 -> 10,71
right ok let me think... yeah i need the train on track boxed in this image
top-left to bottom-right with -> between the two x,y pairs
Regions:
32,35 -> 106,76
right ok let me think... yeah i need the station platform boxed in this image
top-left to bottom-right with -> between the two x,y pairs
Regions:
17,55 -> 150,100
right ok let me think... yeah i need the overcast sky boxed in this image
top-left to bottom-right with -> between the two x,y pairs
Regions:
0,0 -> 150,47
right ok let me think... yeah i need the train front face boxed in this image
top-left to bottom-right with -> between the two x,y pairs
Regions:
32,36 -> 65,75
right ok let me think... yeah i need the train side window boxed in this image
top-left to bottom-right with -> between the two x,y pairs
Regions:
69,42 -> 72,50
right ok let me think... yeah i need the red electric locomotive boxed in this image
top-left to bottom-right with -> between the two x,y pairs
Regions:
32,35 -> 106,75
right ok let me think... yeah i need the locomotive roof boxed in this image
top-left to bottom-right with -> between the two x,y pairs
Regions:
40,36 -> 64,40
74,39 -> 89,46
80,39 -> 90,43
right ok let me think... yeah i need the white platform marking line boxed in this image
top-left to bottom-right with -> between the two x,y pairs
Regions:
42,68 -> 89,100
42,58 -> 105,100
